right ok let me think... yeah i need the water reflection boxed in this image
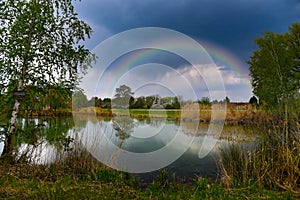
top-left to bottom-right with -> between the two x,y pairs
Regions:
0,117 -> 75,164
0,116 -> 257,180
113,117 -> 134,141
76,116 -> 239,173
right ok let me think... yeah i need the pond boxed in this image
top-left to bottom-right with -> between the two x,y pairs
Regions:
0,115 -> 257,183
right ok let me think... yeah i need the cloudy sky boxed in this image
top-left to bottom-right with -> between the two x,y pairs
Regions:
73,0 -> 300,102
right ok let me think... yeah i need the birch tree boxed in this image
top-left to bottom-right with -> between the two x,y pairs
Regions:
248,23 -> 300,108
0,0 -> 93,156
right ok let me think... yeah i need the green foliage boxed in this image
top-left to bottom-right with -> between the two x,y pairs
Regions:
161,96 -> 181,109
249,96 -> 258,107
114,85 -> 134,99
243,24 -> 300,193
102,98 -> 112,109
198,97 -> 211,106
17,84 -> 72,115
225,96 -> 230,103
110,85 -> 184,109
10,117 -> 75,162
145,95 -> 155,108
112,85 -> 134,108
0,0 -> 93,155
0,0 -> 93,92
46,85 -> 72,111
131,96 -> 146,109
0,81 -> 17,119
154,169 -> 175,189
248,23 -> 300,108
42,117 -> 75,150
172,96 -> 181,109
72,90 -> 88,109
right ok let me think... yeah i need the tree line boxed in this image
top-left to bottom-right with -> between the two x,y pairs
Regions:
73,84 -> 258,110
72,87 -> 181,110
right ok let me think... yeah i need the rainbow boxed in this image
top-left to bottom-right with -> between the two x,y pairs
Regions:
95,38 -> 251,97
109,39 -> 248,76
199,40 -> 250,79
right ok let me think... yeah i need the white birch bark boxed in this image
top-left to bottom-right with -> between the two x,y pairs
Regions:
5,80 -> 24,154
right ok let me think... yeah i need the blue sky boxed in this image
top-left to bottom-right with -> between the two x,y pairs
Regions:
74,0 -> 300,102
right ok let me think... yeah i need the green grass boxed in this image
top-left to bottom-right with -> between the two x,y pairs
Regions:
0,169 -> 293,199
103,108 -> 181,119
0,159 -> 296,199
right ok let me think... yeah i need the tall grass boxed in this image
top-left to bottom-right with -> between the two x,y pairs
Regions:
218,143 -> 254,187
218,105 -> 300,194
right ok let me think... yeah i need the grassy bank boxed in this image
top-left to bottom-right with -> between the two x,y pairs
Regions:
0,156 -> 294,199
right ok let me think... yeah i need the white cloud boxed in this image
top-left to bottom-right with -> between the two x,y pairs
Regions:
80,61 -> 252,102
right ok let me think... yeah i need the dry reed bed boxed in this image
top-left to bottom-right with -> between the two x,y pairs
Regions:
218,118 -> 300,194
75,105 -> 266,125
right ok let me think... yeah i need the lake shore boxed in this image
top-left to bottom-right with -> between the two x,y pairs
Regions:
0,158 -> 295,199
1,107 -> 299,199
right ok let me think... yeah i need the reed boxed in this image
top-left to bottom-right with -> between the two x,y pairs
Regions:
218,142 -> 254,187
218,106 -> 300,194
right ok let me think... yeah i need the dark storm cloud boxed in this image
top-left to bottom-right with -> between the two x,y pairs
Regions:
74,0 -> 299,101
74,0 -> 299,63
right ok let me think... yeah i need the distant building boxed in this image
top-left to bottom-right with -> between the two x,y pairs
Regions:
211,102 -> 252,110
228,102 -> 252,110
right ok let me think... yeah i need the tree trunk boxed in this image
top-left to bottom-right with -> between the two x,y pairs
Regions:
2,80 -> 23,158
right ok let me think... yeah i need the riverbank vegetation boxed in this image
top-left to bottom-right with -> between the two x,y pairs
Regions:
218,23 -> 300,195
218,104 -> 300,195
0,148 -> 296,199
